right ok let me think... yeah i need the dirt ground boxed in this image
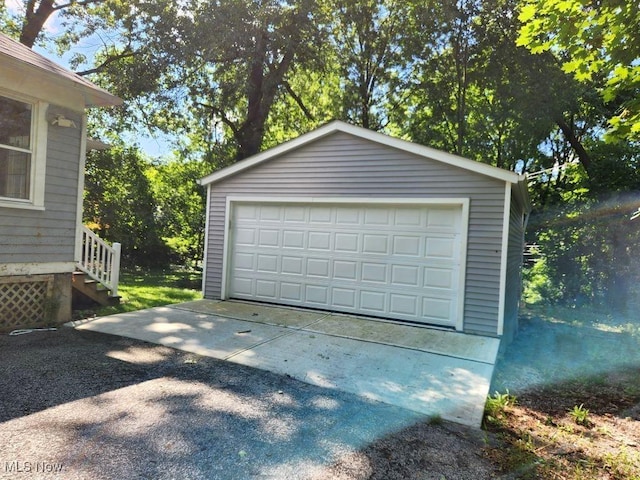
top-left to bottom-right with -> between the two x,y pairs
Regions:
486,310 -> 640,479
0,327 -> 499,480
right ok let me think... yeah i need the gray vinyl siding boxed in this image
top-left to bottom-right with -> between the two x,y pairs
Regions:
204,132 -> 508,336
502,191 -> 526,343
0,106 -> 82,266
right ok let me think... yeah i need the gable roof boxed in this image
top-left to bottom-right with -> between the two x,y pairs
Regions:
0,33 -> 121,107
199,120 -> 530,211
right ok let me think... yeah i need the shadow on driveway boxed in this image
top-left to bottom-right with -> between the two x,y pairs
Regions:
0,328 -> 497,480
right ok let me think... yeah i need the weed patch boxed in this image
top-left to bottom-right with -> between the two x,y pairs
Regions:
488,305 -> 640,479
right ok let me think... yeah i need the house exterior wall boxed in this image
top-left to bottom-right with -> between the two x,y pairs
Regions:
0,105 -> 83,329
502,191 -> 526,343
0,106 -> 82,266
204,132 -> 508,336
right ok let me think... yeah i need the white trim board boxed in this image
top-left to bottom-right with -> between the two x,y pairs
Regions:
201,185 -> 212,296
199,121 -> 526,187
497,183 -> 512,336
0,262 -> 76,276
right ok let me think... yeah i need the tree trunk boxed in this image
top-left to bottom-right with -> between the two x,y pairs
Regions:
556,116 -> 594,178
234,31 -> 296,161
20,0 -> 56,48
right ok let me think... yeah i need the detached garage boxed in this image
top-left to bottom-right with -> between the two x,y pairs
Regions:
199,121 -> 530,341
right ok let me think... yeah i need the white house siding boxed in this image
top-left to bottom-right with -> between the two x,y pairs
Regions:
0,106 -> 82,265
204,132 -> 507,336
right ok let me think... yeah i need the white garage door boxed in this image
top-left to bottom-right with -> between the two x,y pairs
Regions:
226,201 -> 465,328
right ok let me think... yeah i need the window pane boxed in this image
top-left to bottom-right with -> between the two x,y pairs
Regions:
0,148 -> 31,199
0,96 -> 32,149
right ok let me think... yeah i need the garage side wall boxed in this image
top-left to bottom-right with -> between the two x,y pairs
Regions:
502,193 -> 526,343
204,132 -> 507,336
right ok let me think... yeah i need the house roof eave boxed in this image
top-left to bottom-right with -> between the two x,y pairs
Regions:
0,34 -> 122,108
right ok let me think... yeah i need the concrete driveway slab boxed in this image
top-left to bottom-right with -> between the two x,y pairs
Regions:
72,306 -> 295,360
229,329 -> 494,426
307,314 -> 500,363
174,300 -> 329,328
72,300 -> 499,427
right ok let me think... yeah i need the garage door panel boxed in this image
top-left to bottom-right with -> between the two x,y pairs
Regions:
363,234 -> 388,254
424,267 -> 455,289
364,208 -> 390,225
360,291 -> 386,313
332,287 -> 357,308
283,230 -> 305,248
309,207 -> 332,223
423,297 -> 454,321
334,233 -> 358,252
306,285 -> 328,304
235,228 -> 256,246
258,229 -> 280,247
236,204 -> 258,220
232,277 -> 254,296
256,279 -> 277,298
394,209 -> 423,227
427,207 -> 460,229
281,282 -> 302,301
426,236 -> 459,259
390,293 -> 418,316
281,256 -> 303,275
308,231 -> 331,250
393,235 -> 421,256
391,265 -> 420,286
307,258 -> 329,277
256,254 -> 278,273
334,260 -> 358,281
284,206 -> 306,222
336,208 -> 360,224
361,262 -> 388,283
228,202 -> 463,327
260,205 -> 281,221
234,252 -> 255,270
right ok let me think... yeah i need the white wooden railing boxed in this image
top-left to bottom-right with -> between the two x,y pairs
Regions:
77,226 -> 121,297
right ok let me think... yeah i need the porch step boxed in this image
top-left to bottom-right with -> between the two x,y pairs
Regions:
72,271 -> 121,308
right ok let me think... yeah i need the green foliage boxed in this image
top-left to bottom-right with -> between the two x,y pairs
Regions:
7,0 -> 640,314
147,158 -> 210,267
568,404 -> 590,426
84,146 -> 211,270
84,146 -> 169,268
86,0 -> 330,161
522,257 -> 561,305
328,0 -> 411,130
484,390 -> 517,427
393,0 -> 563,169
526,201 -> 640,310
518,0 -> 640,142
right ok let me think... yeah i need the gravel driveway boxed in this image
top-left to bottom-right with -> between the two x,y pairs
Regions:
0,327 -> 498,479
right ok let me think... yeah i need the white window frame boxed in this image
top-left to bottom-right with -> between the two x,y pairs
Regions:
0,90 -> 48,210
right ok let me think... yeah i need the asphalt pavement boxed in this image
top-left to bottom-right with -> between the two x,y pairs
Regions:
0,327 -> 496,480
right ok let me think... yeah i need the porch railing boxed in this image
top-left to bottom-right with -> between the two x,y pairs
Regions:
77,226 -> 121,297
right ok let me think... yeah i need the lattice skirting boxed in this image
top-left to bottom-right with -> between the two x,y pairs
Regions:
0,275 -> 54,332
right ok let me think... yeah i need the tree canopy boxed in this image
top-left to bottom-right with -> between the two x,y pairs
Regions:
518,0 -> 640,142
3,0 -> 639,310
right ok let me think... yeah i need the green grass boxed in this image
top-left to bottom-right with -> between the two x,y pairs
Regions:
75,269 -> 202,318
